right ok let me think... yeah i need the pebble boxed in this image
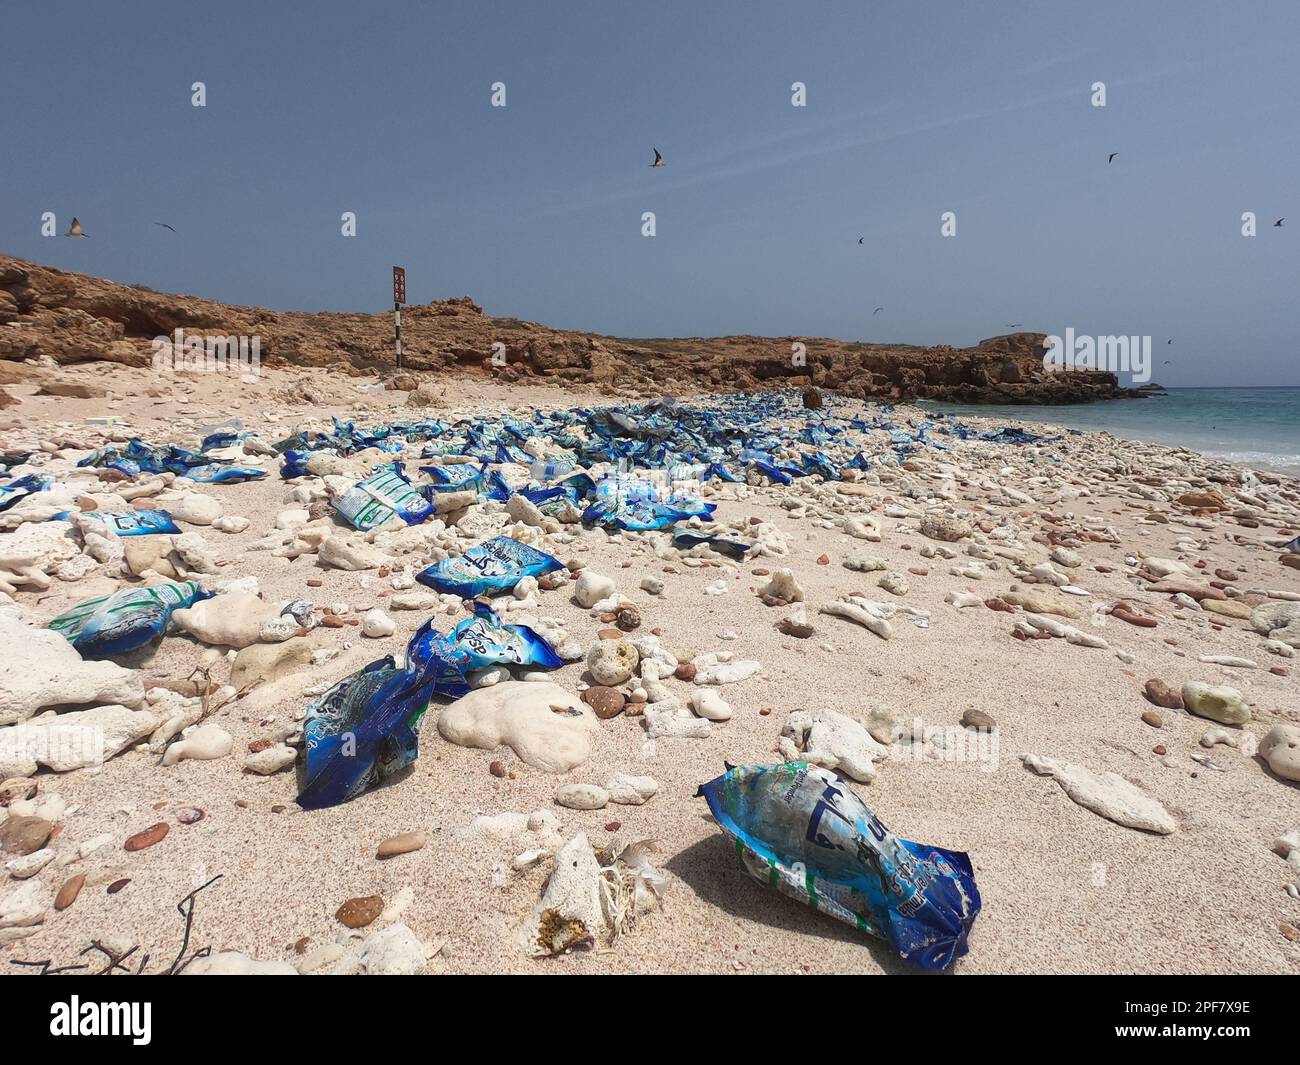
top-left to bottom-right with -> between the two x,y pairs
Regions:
336,895 -> 384,928
555,783 -> 610,810
124,822 -> 169,852
377,831 -> 426,858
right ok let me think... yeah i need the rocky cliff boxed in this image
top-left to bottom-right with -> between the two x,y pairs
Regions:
0,255 -> 1138,404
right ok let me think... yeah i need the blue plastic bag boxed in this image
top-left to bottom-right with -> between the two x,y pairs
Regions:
47,580 -> 213,659
52,509 -> 181,536
416,535 -> 563,598
448,601 -> 563,670
297,621 -> 471,809
333,463 -> 433,531
697,761 -> 981,970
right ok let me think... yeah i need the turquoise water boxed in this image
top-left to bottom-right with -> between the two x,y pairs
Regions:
920,388 -> 1300,475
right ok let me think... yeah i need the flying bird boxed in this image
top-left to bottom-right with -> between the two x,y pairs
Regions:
65,217 -> 86,237
1108,152 -> 1118,164
1275,218 -> 1285,227
153,221 -> 177,233
1167,338 -> 1173,344
1005,323 -> 1023,328
858,237 -> 864,244
873,307 -> 884,315
650,148 -> 664,168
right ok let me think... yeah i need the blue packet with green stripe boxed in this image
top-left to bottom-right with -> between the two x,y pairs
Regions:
51,509 -> 180,536
333,463 -> 433,531
697,761 -> 980,970
416,535 -> 562,598
47,580 -> 213,659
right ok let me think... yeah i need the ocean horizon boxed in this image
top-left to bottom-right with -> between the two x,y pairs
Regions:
921,386 -> 1300,476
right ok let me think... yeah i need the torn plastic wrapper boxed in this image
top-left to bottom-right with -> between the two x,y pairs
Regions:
697,761 -> 980,970
581,497 -> 697,532
416,535 -> 563,598
332,463 -> 433,531
448,601 -> 563,670
47,580 -> 213,660
0,474 -> 53,512
672,529 -> 753,559
297,621 -> 471,810
52,509 -> 180,536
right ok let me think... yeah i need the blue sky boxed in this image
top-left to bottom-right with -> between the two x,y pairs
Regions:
2,0 -> 1297,385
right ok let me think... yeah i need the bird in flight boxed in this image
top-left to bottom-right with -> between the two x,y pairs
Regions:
858,237 -> 864,244
650,148 -> 664,168
1167,338 -> 1173,345
153,221 -> 177,233
1108,152 -> 1118,164
1005,323 -> 1023,328
65,217 -> 86,237
1163,359 -> 1172,365
1275,218 -> 1285,227
873,307 -> 884,316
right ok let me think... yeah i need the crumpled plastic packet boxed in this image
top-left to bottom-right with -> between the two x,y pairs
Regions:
448,601 -> 563,670
0,474 -> 52,512
47,580 -> 213,659
416,535 -> 563,598
697,761 -> 980,970
297,621 -> 471,809
672,529 -> 753,559
581,496 -> 697,532
333,463 -> 433,531
52,509 -> 180,536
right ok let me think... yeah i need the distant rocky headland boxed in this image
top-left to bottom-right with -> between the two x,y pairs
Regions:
0,255 -> 1140,404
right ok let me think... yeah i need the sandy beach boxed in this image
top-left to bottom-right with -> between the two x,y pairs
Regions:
1,360 -> 1297,976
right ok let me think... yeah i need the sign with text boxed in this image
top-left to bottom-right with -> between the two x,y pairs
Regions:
392,266 -> 406,305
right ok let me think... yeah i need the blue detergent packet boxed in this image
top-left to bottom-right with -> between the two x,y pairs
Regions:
672,529 -> 753,559
697,761 -> 981,970
52,509 -> 180,536
0,474 -> 53,512
581,497 -> 696,531
297,621 -> 471,810
333,463 -> 434,531
184,464 -> 268,483
448,601 -> 563,670
279,449 -> 313,478
47,580 -> 213,660
416,535 -> 563,598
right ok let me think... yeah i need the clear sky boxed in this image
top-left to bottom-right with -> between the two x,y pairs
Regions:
3,0 -> 1297,386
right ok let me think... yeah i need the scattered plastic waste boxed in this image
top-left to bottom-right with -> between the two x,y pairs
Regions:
0,474 -> 52,512
297,621 -> 471,809
448,601 -> 564,670
52,509 -> 180,536
332,463 -> 433,531
416,535 -> 563,598
697,761 -> 981,970
47,580 -> 213,659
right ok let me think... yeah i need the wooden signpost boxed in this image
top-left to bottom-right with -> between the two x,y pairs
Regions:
392,266 -> 406,370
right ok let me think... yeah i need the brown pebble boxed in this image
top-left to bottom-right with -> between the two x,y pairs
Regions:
776,618 -> 814,639
907,567 -> 929,576
751,567 -> 770,576
1271,666 -> 1289,677
1141,709 -> 1164,728
1153,744 -> 1167,756
615,606 -> 641,631
54,873 -> 86,911
605,821 -> 622,832
125,823 -> 169,852
307,579 -> 323,587
271,804 -> 286,814
176,806 -> 205,825
377,831 -> 426,858
816,554 -> 830,565
961,708 -> 996,730
759,707 -> 772,717
984,598 -> 1014,613
582,686 -> 626,719
336,895 -> 384,929
294,936 -> 311,954
1282,923 -> 1300,943
0,815 -> 53,856
597,628 -> 623,640
674,662 -> 697,681
320,615 -> 345,628
1144,679 -> 1183,710
248,739 -> 274,753
489,760 -> 507,778
538,574 -> 560,591
107,878 -> 131,894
